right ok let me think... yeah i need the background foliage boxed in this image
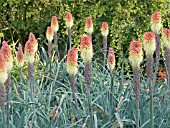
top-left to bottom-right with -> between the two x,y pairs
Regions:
0,0 -> 170,71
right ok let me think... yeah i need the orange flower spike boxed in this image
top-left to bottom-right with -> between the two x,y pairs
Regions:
85,17 -> 93,34
0,51 -> 8,84
46,26 -> 54,42
162,71 -> 167,79
107,48 -> 115,71
16,44 -> 24,67
51,16 -> 59,32
101,22 -> 109,37
143,32 -> 156,55
66,48 -> 78,76
162,28 -> 170,49
66,12 -> 73,28
151,12 -> 162,34
1,41 -> 13,71
129,40 -> 143,68
24,40 -> 35,64
80,35 -> 93,63
28,33 -> 38,52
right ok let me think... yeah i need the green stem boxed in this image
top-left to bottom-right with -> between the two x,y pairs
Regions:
70,76 -> 81,121
153,34 -> 160,87
103,36 -> 107,74
28,63 -> 34,103
0,84 -> 6,128
133,68 -> 140,128
48,40 -> 52,58
146,55 -> 154,128
20,67 -> 23,90
110,70 -> 114,111
68,28 -> 72,50
6,72 -> 11,128
85,62 -> 94,127
54,32 -> 59,60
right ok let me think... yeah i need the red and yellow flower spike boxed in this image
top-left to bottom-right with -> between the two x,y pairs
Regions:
101,22 -> 109,37
129,40 -> 143,68
16,44 -> 24,67
151,12 -> 162,34
107,48 -> 115,71
80,35 -> 93,63
0,51 -> 8,84
85,17 -> 93,34
143,32 -> 156,55
28,33 -> 38,52
1,41 -> 13,71
51,16 -> 59,32
66,48 -> 78,76
46,26 -> 54,42
162,28 -> 170,49
24,40 -> 35,64
66,12 -> 73,28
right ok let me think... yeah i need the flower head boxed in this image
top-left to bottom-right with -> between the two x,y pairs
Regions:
151,12 -> 162,34
46,26 -> 54,42
66,12 -> 73,28
51,16 -> 59,32
143,32 -> 156,55
162,28 -> 170,49
16,44 -> 24,67
107,48 -> 115,71
66,48 -> 78,76
0,51 -> 8,84
1,41 -> 13,71
129,40 -> 143,68
85,17 -> 93,34
28,33 -> 38,52
24,40 -> 35,64
80,35 -> 93,63
101,22 -> 109,37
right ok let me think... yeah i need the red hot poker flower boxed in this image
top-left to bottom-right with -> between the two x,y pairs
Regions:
24,40 -> 35,64
107,48 -> 115,71
66,12 -> 73,28
28,33 -> 38,52
129,40 -> 143,68
46,26 -> 54,42
162,28 -> 170,49
101,22 -> 109,37
51,16 -> 59,32
151,12 -> 162,34
143,32 -> 156,55
0,51 -> 8,84
66,48 -> 78,76
85,17 -> 93,34
1,41 -> 13,61
80,35 -> 93,63
17,44 -> 24,67
151,12 -> 161,24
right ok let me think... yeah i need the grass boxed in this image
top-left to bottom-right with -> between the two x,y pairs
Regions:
0,42 -> 169,128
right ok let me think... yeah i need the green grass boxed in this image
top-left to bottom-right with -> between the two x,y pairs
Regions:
0,43 -> 170,128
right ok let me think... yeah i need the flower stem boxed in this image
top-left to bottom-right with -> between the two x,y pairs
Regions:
28,63 -> 34,103
48,40 -> 52,58
85,62 -> 94,127
153,34 -> 160,86
165,48 -> 170,88
133,67 -> 140,128
70,75 -> 81,120
68,28 -> 72,50
0,84 -> 6,128
103,36 -> 107,73
20,67 -> 23,90
6,72 -> 11,128
146,55 -> 154,128
54,32 -> 59,60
